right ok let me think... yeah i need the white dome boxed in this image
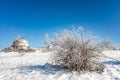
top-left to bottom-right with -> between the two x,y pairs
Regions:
13,38 -> 29,47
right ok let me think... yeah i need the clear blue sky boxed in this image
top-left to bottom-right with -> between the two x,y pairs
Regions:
0,0 -> 120,49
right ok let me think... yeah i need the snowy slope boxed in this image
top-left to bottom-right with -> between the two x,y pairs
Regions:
0,51 -> 120,80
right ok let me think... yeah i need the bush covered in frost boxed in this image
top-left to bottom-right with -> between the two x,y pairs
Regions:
45,27 -> 104,72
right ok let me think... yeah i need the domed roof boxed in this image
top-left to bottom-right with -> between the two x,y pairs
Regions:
13,37 -> 29,47
15,38 -> 28,43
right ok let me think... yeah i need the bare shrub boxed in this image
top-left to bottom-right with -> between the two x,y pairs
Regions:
46,27 -> 104,72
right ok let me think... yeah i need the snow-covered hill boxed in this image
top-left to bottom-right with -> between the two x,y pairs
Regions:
0,51 -> 120,80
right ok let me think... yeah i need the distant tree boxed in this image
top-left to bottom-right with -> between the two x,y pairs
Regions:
98,40 -> 115,50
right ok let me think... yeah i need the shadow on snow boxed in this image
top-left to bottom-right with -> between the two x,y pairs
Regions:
103,61 -> 120,65
17,63 -> 68,75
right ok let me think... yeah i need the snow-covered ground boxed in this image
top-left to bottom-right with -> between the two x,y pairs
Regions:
0,51 -> 120,80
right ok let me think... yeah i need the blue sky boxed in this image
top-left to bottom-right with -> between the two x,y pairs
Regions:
0,0 -> 120,49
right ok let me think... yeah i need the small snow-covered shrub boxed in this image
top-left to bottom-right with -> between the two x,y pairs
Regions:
45,27 -> 104,72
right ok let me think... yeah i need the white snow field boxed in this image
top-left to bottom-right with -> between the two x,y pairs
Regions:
0,51 -> 120,80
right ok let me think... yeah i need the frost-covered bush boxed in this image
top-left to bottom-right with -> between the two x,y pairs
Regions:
45,27 -> 104,72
